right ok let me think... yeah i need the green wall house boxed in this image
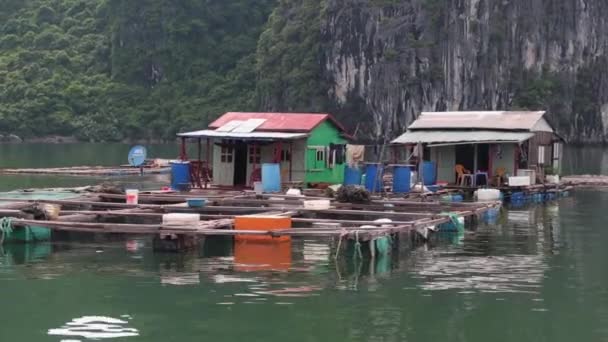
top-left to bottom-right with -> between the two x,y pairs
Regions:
178,112 -> 351,188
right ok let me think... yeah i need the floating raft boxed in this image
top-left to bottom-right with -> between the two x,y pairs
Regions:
0,165 -> 171,176
563,175 -> 608,187
0,190 -> 501,244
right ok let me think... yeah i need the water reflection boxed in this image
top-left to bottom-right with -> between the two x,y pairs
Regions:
409,203 -> 562,294
0,201 -> 565,299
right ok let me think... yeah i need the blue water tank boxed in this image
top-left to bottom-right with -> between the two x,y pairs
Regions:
392,164 -> 411,193
422,161 -> 437,185
170,161 -> 191,190
344,166 -> 362,186
262,163 -> 281,193
451,194 -> 464,202
365,163 -> 384,192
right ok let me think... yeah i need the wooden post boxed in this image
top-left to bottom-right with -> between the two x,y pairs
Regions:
488,144 -> 494,180
473,144 -> 478,186
180,137 -> 187,160
205,138 -> 211,188
252,142 -> 257,186
417,142 -> 424,190
289,141 -> 293,181
198,138 -> 202,163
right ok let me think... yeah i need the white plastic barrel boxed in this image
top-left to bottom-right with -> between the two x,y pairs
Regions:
126,189 -> 139,205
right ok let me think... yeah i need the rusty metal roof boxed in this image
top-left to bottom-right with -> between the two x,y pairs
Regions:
208,112 -> 348,133
391,130 -> 534,145
408,111 -> 548,131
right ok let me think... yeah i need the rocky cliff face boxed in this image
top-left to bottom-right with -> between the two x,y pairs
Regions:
318,0 -> 608,142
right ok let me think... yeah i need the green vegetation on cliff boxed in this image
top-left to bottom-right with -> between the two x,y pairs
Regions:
1,0 -> 605,142
0,0 -> 275,141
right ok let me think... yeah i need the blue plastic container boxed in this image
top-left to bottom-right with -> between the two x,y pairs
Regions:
262,163 -> 281,193
170,161 -> 191,190
187,198 -> 207,208
344,166 -> 362,186
427,185 -> 440,193
364,163 -> 384,192
452,194 -> 464,202
422,161 -> 437,185
392,164 -> 412,193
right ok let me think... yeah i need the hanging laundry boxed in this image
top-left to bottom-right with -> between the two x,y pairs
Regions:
346,145 -> 365,167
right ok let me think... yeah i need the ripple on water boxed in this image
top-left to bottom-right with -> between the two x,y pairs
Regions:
412,254 -> 548,294
48,316 -> 139,340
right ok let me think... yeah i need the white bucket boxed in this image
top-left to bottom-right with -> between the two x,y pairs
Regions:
126,189 -> 139,205
253,182 -> 263,195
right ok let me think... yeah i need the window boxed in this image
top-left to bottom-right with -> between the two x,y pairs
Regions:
249,146 -> 261,164
220,146 -> 233,163
274,148 -> 291,162
307,146 -> 326,172
316,149 -> 325,162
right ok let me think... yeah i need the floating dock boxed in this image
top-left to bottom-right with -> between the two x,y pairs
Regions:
0,189 -> 501,254
0,166 -> 170,176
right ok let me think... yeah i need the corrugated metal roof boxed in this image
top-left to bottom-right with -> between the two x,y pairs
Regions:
408,111 -> 547,131
177,130 -> 308,141
208,112 -> 347,133
391,130 -> 535,144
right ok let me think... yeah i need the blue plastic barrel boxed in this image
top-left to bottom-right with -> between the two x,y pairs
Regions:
262,163 -> 281,193
392,164 -> 411,193
170,161 -> 191,190
422,161 -> 437,185
452,194 -> 464,202
344,166 -> 362,186
365,163 -> 384,192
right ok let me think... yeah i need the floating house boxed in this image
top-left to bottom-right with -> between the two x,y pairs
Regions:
177,112 -> 350,188
391,111 -> 564,186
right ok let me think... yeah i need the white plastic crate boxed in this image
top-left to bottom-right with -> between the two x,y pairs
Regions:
508,176 -> 531,187
516,169 -> 536,185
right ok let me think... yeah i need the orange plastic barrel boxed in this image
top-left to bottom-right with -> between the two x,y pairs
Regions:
234,215 -> 292,242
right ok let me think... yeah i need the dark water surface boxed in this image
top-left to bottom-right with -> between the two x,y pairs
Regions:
0,144 -> 606,341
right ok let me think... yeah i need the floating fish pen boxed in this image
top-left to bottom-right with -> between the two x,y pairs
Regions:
0,189 -> 500,256
0,162 -> 171,176
562,175 -> 608,188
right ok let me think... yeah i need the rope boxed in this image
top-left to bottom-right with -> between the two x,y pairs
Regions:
440,212 -> 464,232
334,229 -> 348,260
375,235 -> 392,256
354,231 -> 363,260
0,217 -> 15,245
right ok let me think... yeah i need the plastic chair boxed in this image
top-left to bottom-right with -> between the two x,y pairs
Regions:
494,167 -> 506,186
475,171 -> 489,187
455,164 -> 473,186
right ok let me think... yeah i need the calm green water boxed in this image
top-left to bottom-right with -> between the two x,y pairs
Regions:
0,192 -> 605,341
0,143 -> 179,191
0,144 -> 606,341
